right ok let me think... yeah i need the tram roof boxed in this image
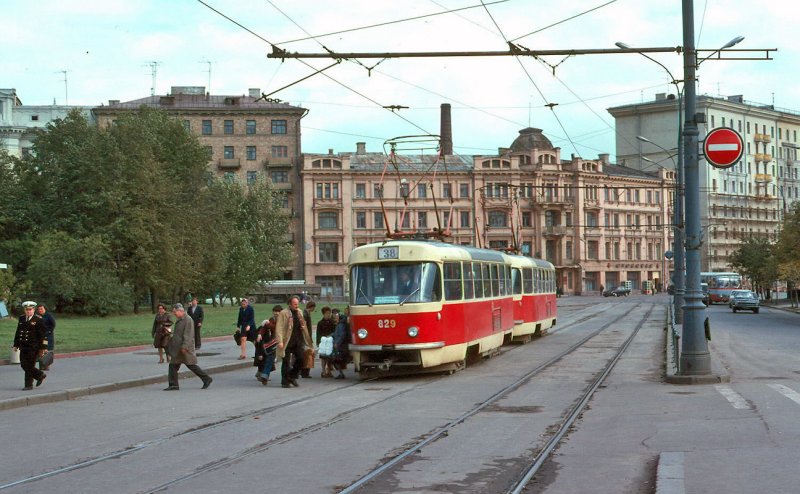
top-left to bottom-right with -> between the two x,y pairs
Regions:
349,239 -> 552,266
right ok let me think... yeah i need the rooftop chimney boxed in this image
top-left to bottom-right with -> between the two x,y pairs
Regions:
356,142 -> 366,155
440,103 -> 453,155
249,88 -> 261,98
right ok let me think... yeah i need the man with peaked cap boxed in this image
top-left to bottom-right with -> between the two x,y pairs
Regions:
12,301 -> 48,390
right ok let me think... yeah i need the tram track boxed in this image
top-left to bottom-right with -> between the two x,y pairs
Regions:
339,302 -> 652,493
0,300 -> 637,493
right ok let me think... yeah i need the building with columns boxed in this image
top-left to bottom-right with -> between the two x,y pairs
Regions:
609,93 -> 800,272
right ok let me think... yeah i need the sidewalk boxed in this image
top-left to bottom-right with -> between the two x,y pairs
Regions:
0,336 -> 251,411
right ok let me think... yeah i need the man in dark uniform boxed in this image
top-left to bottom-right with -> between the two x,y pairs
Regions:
187,296 -> 204,349
12,301 -> 48,390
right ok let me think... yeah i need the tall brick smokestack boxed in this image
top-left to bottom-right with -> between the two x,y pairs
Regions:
440,103 -> 453,156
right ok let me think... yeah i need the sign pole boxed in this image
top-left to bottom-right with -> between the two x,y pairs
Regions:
679,0 -> 711,376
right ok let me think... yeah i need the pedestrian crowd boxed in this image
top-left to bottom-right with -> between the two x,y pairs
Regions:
10,295 -> 352,392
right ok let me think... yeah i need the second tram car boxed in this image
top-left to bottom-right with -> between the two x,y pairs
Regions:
348,240 -> 557,377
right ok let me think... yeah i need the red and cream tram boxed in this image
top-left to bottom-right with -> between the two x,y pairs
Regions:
347,240 -> 557,377
508,254 -> 558,342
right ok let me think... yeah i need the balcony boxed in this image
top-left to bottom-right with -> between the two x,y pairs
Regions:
755,173 -> 773,183
542,226 -> 567,236
754,133 -> 771,143
313,197 -> 343,208
535,194 -> 573,206
584,198 -> 601,209
218,158 -> 241,170
755,153 -> 773,162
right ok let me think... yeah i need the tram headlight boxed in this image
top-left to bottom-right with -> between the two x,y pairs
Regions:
407,326 -> 419,338
357,328 -> 368,340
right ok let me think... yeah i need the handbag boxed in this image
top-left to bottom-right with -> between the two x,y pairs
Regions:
303,347 -> 315,369
39,351 -> 54,368
318,336 -> 334,357
233,329 -> 242,346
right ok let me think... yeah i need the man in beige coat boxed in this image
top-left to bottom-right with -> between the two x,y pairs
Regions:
165,303 -> 212,391
275,295 -> 313,388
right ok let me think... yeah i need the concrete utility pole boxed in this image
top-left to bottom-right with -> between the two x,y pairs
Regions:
679,0 -> 709,375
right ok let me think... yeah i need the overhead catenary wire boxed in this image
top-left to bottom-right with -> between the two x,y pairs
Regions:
275,0 -> 510,45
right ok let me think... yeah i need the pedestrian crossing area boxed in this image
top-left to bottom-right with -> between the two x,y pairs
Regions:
716,382 -> 800,410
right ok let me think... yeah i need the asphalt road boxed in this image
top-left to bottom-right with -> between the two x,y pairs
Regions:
2,296 -> 800,493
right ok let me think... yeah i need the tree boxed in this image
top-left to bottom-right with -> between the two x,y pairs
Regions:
6,108 -> 294,314
775,203 -> 800,306
728,236 -> 778,299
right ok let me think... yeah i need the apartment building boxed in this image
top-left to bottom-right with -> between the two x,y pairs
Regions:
610,93 -> 800,271
93,86 -> 307,278
302,126 -> 675,297
0,88 -> 95,158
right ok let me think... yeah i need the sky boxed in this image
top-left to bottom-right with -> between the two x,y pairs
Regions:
3,0 -> 795,162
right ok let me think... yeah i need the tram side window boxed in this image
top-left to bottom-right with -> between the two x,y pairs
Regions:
523,268 -> 533,294
547,271 -> 554,292
444,262 -> 463,300
506,265 -> 512,296
483,263 -> 493,297
492,264 -> 501,296
535,269 -> 542,293
464,262 -> 475,299
512,268 -> 523,295
473,262 -> 484,298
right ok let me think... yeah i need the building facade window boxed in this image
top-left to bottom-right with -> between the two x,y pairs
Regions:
246,146 -> 256,160
246,171 -> 257,184
318,242 -> 338,263
316,275 -> 344,297
374,212 -> 384,229
270,170 -> 289,183
246,120 -> 256,135
373,183 -> 383,198
318,211 -> 338,229
202,120 -> 212,135
355,211 -> 367,229
460,183 -> 470,198
355,183 -> 366,198
271,119 -> 287,134
183,120 -> 190,131
223,172 -> 235,183
418,184 -> 428,198
460,211 -> 470,228
315,182 -> 340,199
224,146 -> 234,159
442,183 -> 452,198
418,211 -> 427,228
271,145 -> 288,158
224,120 -> 234,134
521,212 -> 532,227
488,210 -> 507,227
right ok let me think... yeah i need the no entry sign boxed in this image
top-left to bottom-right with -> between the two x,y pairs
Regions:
704,127 -> 744,169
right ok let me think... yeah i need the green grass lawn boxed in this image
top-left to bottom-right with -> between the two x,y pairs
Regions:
0,302 -> 349,354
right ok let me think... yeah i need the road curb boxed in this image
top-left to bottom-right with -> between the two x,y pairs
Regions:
1,336 -> 232,366
0,360 -> 252,412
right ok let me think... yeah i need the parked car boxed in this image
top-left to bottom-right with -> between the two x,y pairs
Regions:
729,289 -> 760,313
701,282 -> 709,306
603,286 -> 630,297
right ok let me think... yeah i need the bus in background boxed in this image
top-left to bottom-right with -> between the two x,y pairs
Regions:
700,272 -> 742,304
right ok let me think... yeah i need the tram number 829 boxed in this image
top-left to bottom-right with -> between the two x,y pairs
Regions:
377,319 -> 396,328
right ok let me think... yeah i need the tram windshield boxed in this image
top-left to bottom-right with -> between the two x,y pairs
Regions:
350,262 -> 441,306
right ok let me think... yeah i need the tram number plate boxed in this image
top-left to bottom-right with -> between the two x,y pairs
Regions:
378,246 -> 399,259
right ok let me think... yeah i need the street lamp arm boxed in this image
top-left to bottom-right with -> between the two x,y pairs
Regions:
696,35 -> 745,65
615,42 -> 681,85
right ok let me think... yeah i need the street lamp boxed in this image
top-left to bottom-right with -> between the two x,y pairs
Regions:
639,139 -> 685,324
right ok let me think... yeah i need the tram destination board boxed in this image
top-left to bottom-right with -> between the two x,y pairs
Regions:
378,246 -> 399,259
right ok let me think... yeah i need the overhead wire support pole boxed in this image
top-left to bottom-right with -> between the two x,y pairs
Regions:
268,46 -> 683,60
